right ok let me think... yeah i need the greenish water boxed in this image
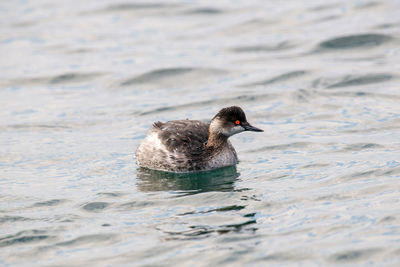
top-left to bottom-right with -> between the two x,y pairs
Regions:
1,0 -> 400,266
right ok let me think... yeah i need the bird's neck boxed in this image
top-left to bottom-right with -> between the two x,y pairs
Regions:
206,132 -> 228,150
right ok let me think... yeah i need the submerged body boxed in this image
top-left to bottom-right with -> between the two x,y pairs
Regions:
135,106 -> 263,173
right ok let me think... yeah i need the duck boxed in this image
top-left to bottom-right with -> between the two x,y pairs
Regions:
135,106 -> 263,172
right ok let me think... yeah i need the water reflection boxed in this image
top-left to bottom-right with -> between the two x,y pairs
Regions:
136,166 -> 239,194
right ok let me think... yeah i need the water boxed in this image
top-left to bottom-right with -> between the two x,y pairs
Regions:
1,0 -> 400,265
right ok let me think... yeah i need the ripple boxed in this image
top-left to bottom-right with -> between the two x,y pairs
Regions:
291,89 -> 312,103
302,163 -> 331,169
184,8 -> 222,15
321,91 -> 400,101
257,251 -> 312,261
31,199 -> 66,207
179,205 -> 246,216
0,230 -> 53,248
118,200 -> 156,210
231,41 -> 294,53
327,74 -> 393,88
221,18 -> 277,35
162,225 -> 214,239
224,219 -> 257,229
55,233 -> 117,247
352,169 -> 384,179
314,15 -> 341,23
96,192 -> 125,198
318,34 -> 392,50
103,3 -> 179,12
315,194 -> 352,201
121,68 -> 192,86
382,166 -> 400,176
49,72 -> 105,84
0,215 -> 31,224
246,142 -> 314,153
4,72 -> 106,87
309,4 -> 339,11
138,93 -> 277,116
374,22 -> 400,29
354,1 -> 380,9
379,215 -> 396,223
11,20 -> 39,28
240,70 -> 308,87
337,143 -> 384,152
0,123 -> 70,132
341,122 -> 400,134
312,73 -> 394,89
330,248 -> 382,262
81,202 -> 111,212
120,67 -> 225,87
340,166 -> 400,181
160,219 -> 257,240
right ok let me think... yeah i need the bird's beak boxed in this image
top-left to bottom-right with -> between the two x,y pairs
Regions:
242,122 -> 263,132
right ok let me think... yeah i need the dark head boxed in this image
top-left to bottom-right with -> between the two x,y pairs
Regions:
210,106 -> 263,137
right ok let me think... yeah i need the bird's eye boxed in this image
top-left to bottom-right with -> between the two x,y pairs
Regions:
235,120 -> 240,125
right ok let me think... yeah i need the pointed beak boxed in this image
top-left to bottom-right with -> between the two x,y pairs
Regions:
242,122 -> 263,132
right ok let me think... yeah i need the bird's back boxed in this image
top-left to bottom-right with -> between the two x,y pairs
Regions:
135,120 -> 210,172
156,120 -> 209,155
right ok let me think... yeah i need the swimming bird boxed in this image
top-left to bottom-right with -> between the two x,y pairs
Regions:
135,106 -> 263,172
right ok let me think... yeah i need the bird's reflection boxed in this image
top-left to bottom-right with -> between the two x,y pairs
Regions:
136,166 -> 240,195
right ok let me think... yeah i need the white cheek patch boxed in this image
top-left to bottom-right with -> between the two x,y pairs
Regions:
225,125 -> 245,136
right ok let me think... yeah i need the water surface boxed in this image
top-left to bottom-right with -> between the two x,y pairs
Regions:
1,0 -> 400,266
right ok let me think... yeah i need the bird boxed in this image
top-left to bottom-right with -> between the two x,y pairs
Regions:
135,106 -> 263,173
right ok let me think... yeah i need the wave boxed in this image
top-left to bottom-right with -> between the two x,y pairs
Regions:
120,67 -> 226,87
317,33 -> 392,50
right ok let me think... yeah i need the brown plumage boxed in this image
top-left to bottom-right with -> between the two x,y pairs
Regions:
135,106 -> 263,172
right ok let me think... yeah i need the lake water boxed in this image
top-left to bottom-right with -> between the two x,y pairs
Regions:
1,0 -> 400,266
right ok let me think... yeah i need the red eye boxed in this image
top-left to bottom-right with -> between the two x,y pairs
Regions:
235,120 -> 240,125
